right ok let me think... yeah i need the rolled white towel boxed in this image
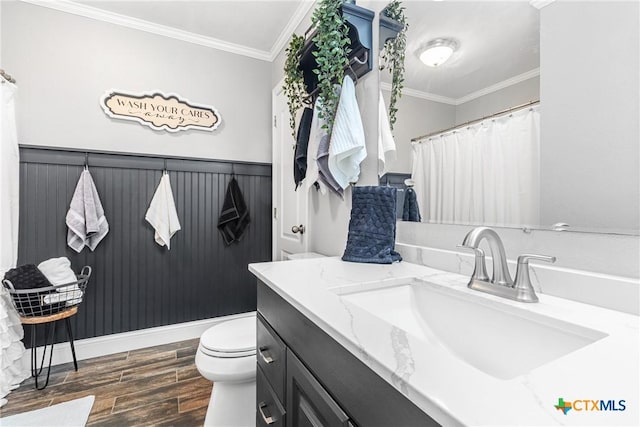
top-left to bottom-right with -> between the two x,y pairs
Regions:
38,257 -> 77,291
38,257 -> 82,306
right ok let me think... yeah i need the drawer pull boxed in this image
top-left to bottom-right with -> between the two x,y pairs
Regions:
258,401 -> 276,424
259,347 -> 274,364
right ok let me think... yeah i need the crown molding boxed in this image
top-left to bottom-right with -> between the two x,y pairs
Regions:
529,0 -> 556,10
380,82 -> 457,105
20,0 -> 272,61
455,68 -> 540,105
385,68 -> 540,106
269,1 -> 315,62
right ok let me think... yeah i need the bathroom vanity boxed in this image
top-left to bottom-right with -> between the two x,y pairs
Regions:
256,281 -> 436,426
250,257 -> 639,426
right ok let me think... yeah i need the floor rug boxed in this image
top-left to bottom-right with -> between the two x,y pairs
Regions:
0,395 -> 94,426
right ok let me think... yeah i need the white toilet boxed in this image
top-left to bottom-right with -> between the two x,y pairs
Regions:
195,314 -> 257,427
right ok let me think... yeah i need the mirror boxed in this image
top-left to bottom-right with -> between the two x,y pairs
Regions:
378,1 -> 639,235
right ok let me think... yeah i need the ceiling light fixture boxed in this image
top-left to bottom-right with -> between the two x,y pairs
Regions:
419,38 -> 458,67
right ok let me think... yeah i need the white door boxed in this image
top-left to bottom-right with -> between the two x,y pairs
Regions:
272,83 -> 309,260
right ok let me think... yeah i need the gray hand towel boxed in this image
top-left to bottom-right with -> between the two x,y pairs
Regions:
317,134 -> 344,199
66,170 -> 109,253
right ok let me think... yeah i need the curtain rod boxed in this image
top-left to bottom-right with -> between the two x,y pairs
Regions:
411,99 -> 540,143
0,69 -> 16,84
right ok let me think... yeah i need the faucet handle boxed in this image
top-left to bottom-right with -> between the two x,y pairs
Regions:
457,245 -> 490,282
517,254 -> 556,265
513,254 -> 556,303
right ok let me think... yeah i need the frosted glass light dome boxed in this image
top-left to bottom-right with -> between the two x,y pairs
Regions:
419,39 -> 458,67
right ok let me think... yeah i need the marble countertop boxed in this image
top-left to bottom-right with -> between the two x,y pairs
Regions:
249,257 -> 639,426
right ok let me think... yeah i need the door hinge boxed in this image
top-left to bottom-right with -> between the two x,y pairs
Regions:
273,115 -> 277,128
273,207 -> 277,219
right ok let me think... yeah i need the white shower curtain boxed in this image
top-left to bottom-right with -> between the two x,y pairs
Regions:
0,79 -> 29,407
411,105 -> 540,228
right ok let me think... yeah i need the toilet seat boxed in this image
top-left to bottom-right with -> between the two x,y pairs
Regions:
199,315 -> 256,359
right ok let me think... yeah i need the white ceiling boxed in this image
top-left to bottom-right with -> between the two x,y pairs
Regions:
62,1 -> 538,99
77,1 -> 298,52
391,1 -> 540,101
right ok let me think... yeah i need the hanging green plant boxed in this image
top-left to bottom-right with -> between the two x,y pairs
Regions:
283,33 -> 306,139
311,0 -> 351,133
380,0 -> 408,131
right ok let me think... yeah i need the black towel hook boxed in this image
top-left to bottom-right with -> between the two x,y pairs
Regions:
84,152 -> 89,171
163,159 -> 168,174
231,163 -> 235,177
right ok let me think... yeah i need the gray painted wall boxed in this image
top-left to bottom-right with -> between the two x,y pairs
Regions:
1,1 -> 272,163
381,92 -> 455,174
540,1 -> 639,231
455,76 -> 539,125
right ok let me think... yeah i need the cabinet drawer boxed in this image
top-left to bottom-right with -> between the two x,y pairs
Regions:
257,366 -> 286,427
257,314 -> 286,402
286,349 -> 351,427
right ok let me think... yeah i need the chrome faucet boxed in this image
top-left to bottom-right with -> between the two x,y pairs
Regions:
458,227 -> 556,303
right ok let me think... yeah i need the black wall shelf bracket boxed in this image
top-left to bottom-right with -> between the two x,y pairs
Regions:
298,3 -> 375,101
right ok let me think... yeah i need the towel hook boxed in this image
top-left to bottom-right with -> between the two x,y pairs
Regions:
347,62 -> 359,85
163,159 -> 168,174
231,163 -> 235,176
84,152 -> 89,171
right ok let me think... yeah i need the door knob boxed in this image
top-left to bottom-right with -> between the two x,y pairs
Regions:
291,224 -> 305,234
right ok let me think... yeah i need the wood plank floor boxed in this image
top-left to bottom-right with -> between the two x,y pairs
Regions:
0,339 -> 212,426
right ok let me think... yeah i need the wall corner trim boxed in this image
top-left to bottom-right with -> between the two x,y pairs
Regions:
21,311 -> 256,370
19,0 -> 272,61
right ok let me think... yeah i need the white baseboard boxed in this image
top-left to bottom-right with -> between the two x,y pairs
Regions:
21,311 -> 256,369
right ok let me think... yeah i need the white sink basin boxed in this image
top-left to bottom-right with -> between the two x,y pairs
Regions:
331,278 -> 607,380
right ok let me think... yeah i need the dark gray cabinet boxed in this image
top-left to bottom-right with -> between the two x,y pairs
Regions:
257,280 -> 439,427
257,318 -> 286,402
257,366 -> 285,427
286,350 -> 350,427
257,315 -> 352,427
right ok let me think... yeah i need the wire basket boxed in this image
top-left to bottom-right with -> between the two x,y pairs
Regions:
2,266 -> 92,317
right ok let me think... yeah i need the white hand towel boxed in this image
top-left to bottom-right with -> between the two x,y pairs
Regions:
378,91 -> 397,176
66,170 -> 109,253
328,76 -> 367,189
145,173 -> 181,250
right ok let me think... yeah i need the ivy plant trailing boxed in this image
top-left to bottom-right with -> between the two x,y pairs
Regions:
380,0 -> 408,130
283,34 -> 306,138
311,0 -> 351,133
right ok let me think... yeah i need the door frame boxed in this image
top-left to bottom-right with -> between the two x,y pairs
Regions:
272,79 -> 310,260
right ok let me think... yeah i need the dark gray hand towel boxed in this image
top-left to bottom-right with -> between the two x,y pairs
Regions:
217,177 -> 250,245
342,186 -> 402,264
402,187 -> 421,222
294,108 -> 314,189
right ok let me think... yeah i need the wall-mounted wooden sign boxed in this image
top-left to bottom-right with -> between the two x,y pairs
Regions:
101,90 -> 221,132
